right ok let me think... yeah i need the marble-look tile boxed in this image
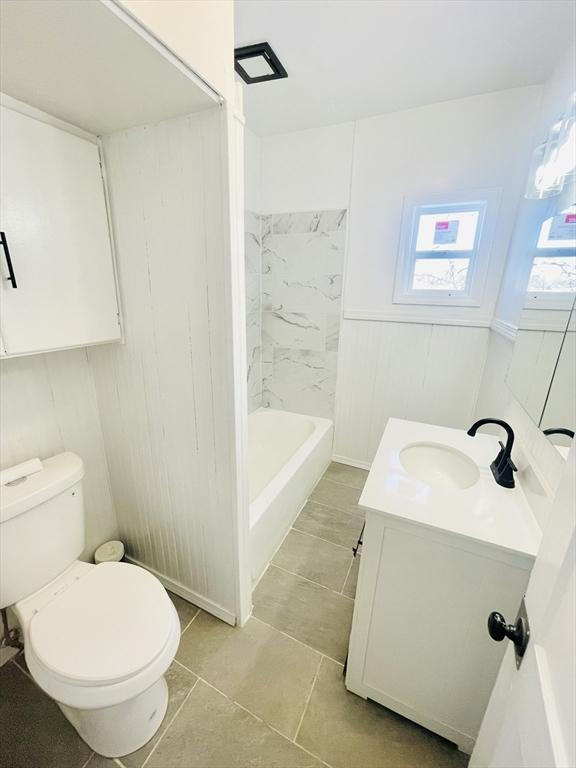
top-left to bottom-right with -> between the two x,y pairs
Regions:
262,311 -> 326,352
273,529 -> 353,591
245,273 -> 261,315
297,658 -> 468,768
246,311 -> 261,351
0,661 -> 92,768
310,478 -> 363,517
293,500 -> 365,549
168,591 -> 200,632
176,612 -> 320,738
342,555 -> 360,599
262,232 -> 345,312
271,210 -> 346,235
253,566 -> 354,662
261,214 -> 272,238
325,314 -> 341,353
262,348 -> 337,419
122,662 -> 197,768
146,679 -> 323,768
323,462 -> 369,490
245,231 -> 261,276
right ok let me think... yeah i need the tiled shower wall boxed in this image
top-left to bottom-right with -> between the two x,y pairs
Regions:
245,210 -> 346,419
245,211 -> 263,412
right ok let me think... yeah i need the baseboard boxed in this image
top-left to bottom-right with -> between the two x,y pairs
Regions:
332,454 -> 372,471
125,555 -> 236,626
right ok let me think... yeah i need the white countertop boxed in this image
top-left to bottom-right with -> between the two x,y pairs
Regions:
359,418 -> 542,560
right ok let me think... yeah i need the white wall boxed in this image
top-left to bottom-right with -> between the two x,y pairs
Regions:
345,86 -> 542,324
0,349 -> 117,558
261,122 -> 354,213
244,127 -> 261,214
89,108 -> 240,622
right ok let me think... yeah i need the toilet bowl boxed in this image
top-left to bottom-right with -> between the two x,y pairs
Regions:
0,452 -> 181,757
15,560 -> 181,757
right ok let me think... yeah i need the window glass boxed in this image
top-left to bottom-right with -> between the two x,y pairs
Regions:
415,211 -> 479,253
527,256 -> 576,292
412,257 -> 470,291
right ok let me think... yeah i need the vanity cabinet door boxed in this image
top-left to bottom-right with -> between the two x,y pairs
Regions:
0,105 -> 121,356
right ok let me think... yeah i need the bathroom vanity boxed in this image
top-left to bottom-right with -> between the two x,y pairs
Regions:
346,418 -> 541,754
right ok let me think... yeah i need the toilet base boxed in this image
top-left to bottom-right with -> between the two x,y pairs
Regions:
59,675 -> 169,758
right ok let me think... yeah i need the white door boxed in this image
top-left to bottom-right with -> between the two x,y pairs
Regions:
470,448 -> 575,768
0,104 -> 121,356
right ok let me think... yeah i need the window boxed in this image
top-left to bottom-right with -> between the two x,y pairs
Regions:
526,205 -> 576,309
394,191 -> 498,307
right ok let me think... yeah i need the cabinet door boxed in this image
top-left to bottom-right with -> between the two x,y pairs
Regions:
0,105 -> 121,356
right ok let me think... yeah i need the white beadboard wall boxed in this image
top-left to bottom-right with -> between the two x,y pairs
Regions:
88,108 -> 240,622
334,320 -> 489,466
0,349 -> 117,558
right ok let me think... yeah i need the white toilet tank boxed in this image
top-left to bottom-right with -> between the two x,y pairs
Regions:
0,452 -> 85,609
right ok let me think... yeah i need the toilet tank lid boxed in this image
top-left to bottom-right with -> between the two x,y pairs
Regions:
0,452 -> 84,524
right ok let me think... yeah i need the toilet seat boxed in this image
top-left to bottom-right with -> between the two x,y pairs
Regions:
21,562 -> 180,710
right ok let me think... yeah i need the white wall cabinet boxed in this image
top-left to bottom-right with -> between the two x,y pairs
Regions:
0,104 -> 121,357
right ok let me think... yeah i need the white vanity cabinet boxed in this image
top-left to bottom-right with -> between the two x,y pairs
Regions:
345,418 -> 540,754
0,103 -> 121,357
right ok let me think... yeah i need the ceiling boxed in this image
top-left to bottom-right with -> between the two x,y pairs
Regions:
235,0 -> 575,136
0,0 -> 215,136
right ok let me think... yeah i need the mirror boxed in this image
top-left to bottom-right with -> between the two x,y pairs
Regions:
540,304 -> 575,455
507,180 -> 575,456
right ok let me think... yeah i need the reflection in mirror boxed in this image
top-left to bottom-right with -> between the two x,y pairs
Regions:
540,304 -> 575,457
506,173 -> 575,454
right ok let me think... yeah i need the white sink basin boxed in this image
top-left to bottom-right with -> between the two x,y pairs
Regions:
400,441 -> 480,490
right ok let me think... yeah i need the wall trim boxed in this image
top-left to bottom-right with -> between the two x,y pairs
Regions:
343,310 -> 492,328
125,555 -> 237,626
491,318 -> 518,342
332,454 -> 372,471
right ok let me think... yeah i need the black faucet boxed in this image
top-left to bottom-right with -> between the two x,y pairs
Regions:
543,427 -> 575,439
467,418 -> 517,489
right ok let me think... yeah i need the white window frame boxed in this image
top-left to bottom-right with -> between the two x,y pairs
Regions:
393,189 -> 501,307
524,207 -> 576,311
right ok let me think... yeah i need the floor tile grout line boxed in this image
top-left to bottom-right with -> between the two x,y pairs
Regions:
80,752 -> 95,768
251,616 -> 344,667
339,555 -> 356,595
12,655 -> 33,682
174,659 -> 334,768
269,563 -> 355,601
293,653 -> 323,744
268,723 -> 334,768
179,607 -> 201,637
307,497 -> 365,520
289,525 -> 356,553
140,677 -> 200,768
323,475 -> 367,491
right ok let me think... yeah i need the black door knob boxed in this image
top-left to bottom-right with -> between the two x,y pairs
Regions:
488,611 -> 529,657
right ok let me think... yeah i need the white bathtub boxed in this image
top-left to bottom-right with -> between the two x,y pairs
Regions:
249,408 -> 333,584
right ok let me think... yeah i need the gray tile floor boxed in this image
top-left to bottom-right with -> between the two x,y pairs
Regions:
0,463 -> 468,768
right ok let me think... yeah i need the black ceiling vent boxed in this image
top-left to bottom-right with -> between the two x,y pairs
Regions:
234,42 -> 288,84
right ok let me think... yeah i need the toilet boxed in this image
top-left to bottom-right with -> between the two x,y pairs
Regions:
0,452 -> 181,758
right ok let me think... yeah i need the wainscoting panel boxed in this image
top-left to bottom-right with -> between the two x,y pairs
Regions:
334,320 -> 490,465
89,109 -> 239,618
0,349 -> 117,557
